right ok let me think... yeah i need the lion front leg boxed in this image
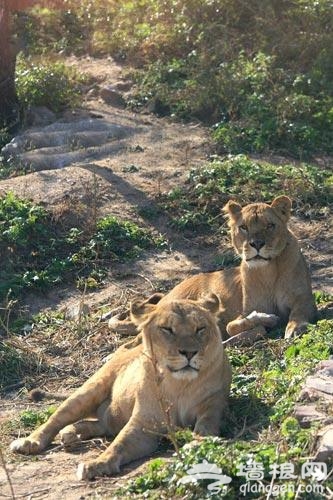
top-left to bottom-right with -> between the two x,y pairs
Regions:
10,369 -> 113,455
226,311 -> 279,336
285,301 -> 317,338
10,393 -> 102,455
285,318 -> 311,338
77,419 -> 159,480
194,411 -> 222,437
193,392 -> 229,437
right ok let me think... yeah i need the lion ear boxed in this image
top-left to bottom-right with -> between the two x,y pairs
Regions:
145,292 -> 164,305
271,195 -> 292,221
223,200 -> 242,221
198,293 -> 220,314
130,300 -> 156,325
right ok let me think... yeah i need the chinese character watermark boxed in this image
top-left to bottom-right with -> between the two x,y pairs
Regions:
178,460 -> 232,494
178,459 -> 327,496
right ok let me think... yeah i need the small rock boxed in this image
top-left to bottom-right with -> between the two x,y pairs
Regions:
114,80 -> 133,92
100,310 -> 113,321
64,303 -> 90,321
86,88 -> 98,99
315,425 -> 333,461
129,144 -> 144,153
316,359 -> 333,377
26,106 -> 56,126
294,404 -> 332,428
122,164 -> 140,173
99,85 -> 126,108
317,302 -> 333,320
304,375 -> 333,396
299,382 -> 333,403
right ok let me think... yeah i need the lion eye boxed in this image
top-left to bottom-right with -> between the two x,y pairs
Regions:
160,327 -> 174,336
196,327 -> 206,335
267,223 -> 275,230
239,224 -> 248,232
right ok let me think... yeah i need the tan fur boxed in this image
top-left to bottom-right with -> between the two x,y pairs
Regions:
161,196 -> 317,339
10,296 -> 231,480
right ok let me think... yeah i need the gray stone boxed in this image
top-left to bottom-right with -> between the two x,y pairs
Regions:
86,88 -> 98,99
99,85 -> 126,108
315,425 -> 333,461
26,106 -> 56,127
64,303 -> 90,321
316,359 -> 333,377
317,302 -> 333,320
299,386 -> 333,403
304,376 -> 333,396
114,80 -> 133,92
294,404 -> 333,428
1,118 -> 133,171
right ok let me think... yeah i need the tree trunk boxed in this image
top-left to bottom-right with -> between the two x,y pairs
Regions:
0,0 -> 19,129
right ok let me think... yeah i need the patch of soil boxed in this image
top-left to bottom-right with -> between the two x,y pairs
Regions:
1,439 -> 171,499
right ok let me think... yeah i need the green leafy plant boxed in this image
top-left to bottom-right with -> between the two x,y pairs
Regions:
163,155 -> 332,231
314,291 -> 333,305
19,406 -> 56,428
0,193 -> 166,304
15,55 -> 86,113
74,215 -> 165,262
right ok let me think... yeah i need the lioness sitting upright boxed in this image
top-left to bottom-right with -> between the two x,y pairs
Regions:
10,295 -> 231,480
158,195 -> 317,339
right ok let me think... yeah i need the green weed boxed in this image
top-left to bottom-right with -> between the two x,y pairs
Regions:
73,215 -> 166,262
314,291 -> 333,305
163,155 -> 332,231
15,55 -> 86,113
0,193 -> 166,305
19,406 -> 56,429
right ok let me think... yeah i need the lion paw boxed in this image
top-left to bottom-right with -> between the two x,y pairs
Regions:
10,437 -> 44,455
223,326 -> 266,347
285,321 -> 309,339
246,311 -> 279,328
77,462 -> 91,480
60,428 -> 80,448
108,315 -> 137,336
77,459 -> 120,480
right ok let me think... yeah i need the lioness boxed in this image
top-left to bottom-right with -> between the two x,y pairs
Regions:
10,295 -> 231,480
162,195 -> 316,339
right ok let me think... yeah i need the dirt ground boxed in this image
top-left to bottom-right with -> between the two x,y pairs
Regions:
0,57 -> 332,499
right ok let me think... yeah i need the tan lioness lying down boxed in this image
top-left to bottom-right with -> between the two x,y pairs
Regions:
165,195 -> 317,338
110,195 -> 317,340
10,295 -> 231,480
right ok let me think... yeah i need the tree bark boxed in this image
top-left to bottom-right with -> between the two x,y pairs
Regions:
0,1 -> 18,128
0,0 -> 65,129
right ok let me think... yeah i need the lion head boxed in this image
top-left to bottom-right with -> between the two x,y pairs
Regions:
223,195 -> 292,267
130,295 -> 222,380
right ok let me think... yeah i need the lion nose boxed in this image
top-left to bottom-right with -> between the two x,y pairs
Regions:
179,350 -> 198,360
249,239 -> 265,250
